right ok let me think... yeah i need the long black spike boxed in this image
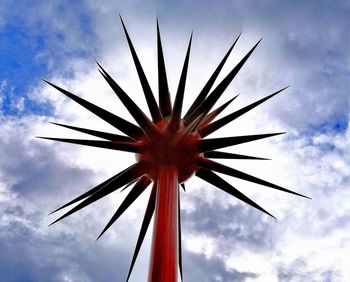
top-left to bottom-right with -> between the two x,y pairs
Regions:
96,176 -> 152,240
199,86 -> 288,137
180,183 -> 186,192
49,162 -> 149,226
198,96 -> 237,129
37,137 -> 142,153
126,182 -> 157,281
204,151 -> 270,160
197,132 -> 285,152
49,122 -> 134,142
197,158 -> 310,198
119,15 -> 162,122
168,33 -> 193,132
196,169 -> 275,218
97,63 -> 161,139
183,33 -> 241,121
178,185 -> 183,281
43,80 -> 143,139
186,39 -> 262,125
157,20 -> 171,117
120,178 -> 139,193
49,169 -> 127,215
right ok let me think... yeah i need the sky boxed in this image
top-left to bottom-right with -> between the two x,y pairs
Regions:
0,0 -> 349,281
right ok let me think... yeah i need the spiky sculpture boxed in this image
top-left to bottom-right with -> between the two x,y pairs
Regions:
39,16 -> 309,282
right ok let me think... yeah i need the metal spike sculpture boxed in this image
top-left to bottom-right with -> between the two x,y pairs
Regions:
40,16 -> 309,282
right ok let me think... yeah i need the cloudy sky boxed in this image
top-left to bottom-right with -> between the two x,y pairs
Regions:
0,1 -> 349,281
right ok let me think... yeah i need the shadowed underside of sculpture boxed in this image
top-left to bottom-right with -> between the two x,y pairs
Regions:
39,16 -> 309,282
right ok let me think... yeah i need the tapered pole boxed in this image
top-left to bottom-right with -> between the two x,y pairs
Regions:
148,165 -> 179,282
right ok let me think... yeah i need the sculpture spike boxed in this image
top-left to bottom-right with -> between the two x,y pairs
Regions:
49,162 -> 148,226
119,15 -> 162,122
197,158 -> 310,198
97,63 -> 161,138
168,33 -> 193,132
199,86 -> 289,137
185,39 -> 262,125
198,96 -> 238,129
43,80 -> 143,139
196,169 -> 275,218
96,176 -> 152,240
204,151 -> 270,160
49,122 -> 133,142
182,113 -> 205,138
49,168 -> 128,215
157,20 -> 172,117
180,183 -> 186,192
126,182 -> 157,281
120,178 -> 139,193
183,33 -> 241,120
197,132 -> 285,152
36,137 -> 142,153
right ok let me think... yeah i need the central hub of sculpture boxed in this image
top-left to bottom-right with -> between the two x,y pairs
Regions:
137,119 -> 201,183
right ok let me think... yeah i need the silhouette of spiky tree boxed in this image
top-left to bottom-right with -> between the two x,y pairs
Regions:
39,16 -> 309,282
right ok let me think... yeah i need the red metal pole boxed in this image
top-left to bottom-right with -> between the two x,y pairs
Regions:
148,165 -> 179,282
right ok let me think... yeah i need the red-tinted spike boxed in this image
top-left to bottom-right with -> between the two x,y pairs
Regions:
197,158 -> 310,198
197,132 -> 285,152
182,113 -> 205,138
96,176 -> 152,240
119,16 -> 162,122
183,33 -> 241,121
198,96 -> 237,129
49,169 -> 127,215
168,33 -> 193,132
185,39 -> 262,125
199,86 -> 288,137
204,151 -> 270,160
196,168 -> 275,218
37,137 -> 142,153
157,20 -> 172,117
43,80 -> 143,139
49,122 -> 133,142
97,64 -> 161,139
126,182 -> 157,281
49,162 -> 148,226
178,186 -> 183,281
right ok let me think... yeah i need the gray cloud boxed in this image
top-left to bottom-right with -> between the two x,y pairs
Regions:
0,212 -> 132,282
276,258 -> 342,282
183,250 -> 257,282
0,116 -> 142,282
182,190 -> 276,252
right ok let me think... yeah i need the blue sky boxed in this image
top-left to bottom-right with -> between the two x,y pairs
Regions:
0,1 -> 349,281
